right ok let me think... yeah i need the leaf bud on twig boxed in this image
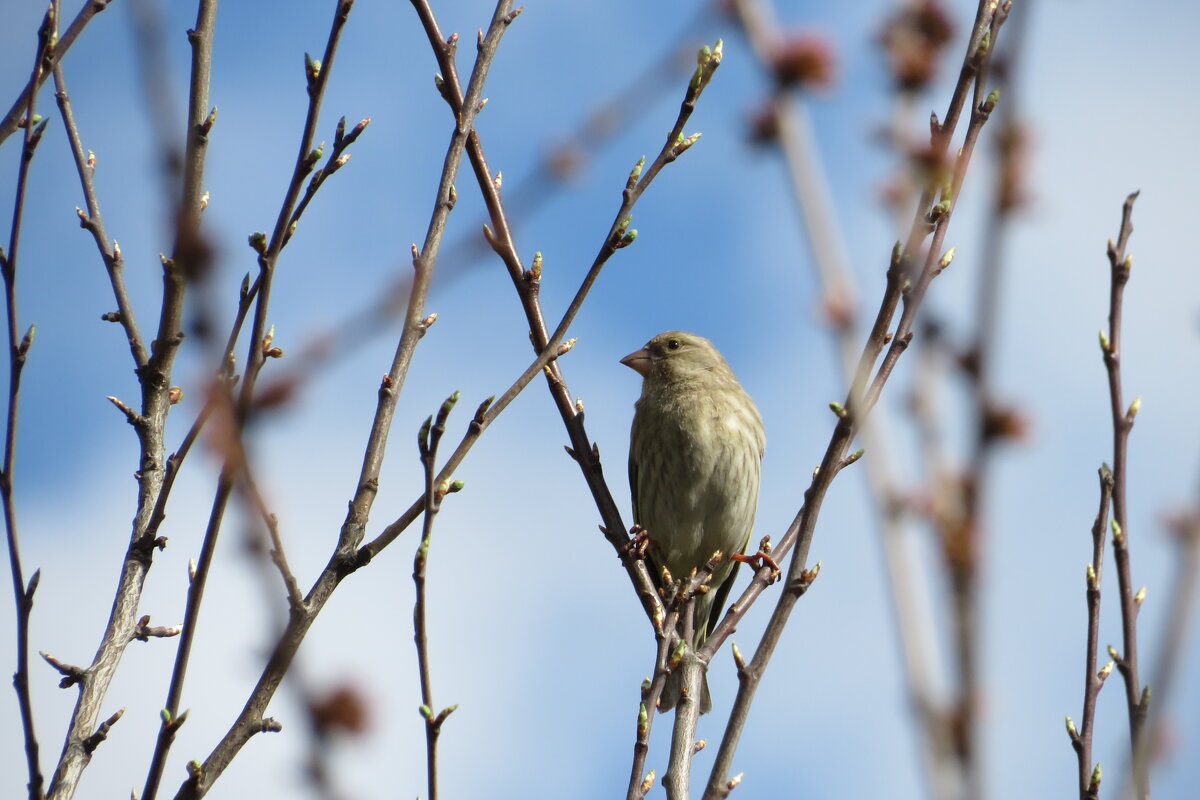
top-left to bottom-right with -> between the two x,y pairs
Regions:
1133,586 -> 1146,605
248,232 -> 267,254
1097,661 -> 1113,681
1108,644 -> 1120,662
669,640 -> 686,668
1127,396 -> 1141,419
639,769 -> 655,796
1111,519 -> 1123,545
1089,762 -> 1101,792
1065,715 -> 1077,738
627,156 -> 646,191
980,88 -> 1000,115
1098,329 -> 1110,353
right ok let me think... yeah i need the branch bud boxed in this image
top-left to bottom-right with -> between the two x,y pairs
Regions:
1065,715 -> 1077,738
1111,519 -> 1123,545
1098,329 -> 1110,353
627,156 -> 646,191
938,247 -> 956,269
1097,661 -> 1113,681
1133,586 -> 1145,605
828,401 -> 846,418
1127,396 -> 1141,419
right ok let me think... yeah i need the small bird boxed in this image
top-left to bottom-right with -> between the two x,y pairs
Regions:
622,331 -> 765,714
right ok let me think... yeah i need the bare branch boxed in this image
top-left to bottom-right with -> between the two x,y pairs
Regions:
1099,190 -> 1148,799
413,392 -> 462,800
1069,466 -> 1114,800
3,7 -> 57,797
699,4 -> 1013,796
51,64 -> 149,368
166,5 -> 518,796
0,0 -> 117,147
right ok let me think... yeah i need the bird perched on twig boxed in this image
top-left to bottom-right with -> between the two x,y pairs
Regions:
622,331 -> 765,714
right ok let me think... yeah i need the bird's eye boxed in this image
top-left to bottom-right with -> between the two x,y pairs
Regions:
667,339 -> 681,350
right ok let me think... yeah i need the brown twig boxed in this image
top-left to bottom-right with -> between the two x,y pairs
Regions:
2,8 -> 56,798
1125,509 -> 1200,795
1099,190 -> 1148,799
248,17 -> 708,416
698,5 -> 1011,796
52,65 -> 148,368
142,4 -> 353,798
166,5 -> 516,797
434,2 -> 722,611
1068,466 -> 1115,800
0,0 -> 117,147
729,0 -> 951,794
413,393 -> 463,800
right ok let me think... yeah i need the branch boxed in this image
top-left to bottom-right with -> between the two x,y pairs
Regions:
410,0 -> 724,630
167,5 -> 518,796
1125,509 -> 1200,795
730,0 -> 952,793
1068,466 -> 1114,800
142,3 -> 355,798
413,393 -> 463,800
1099,190 -> 1148,799
699,4 -> 1012,796
52,64 -> 149,368
0,0 -> 117,147
3,8 -> 56,798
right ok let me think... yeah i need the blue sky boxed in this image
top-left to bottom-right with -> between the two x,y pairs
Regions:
2,0 -> 1199,798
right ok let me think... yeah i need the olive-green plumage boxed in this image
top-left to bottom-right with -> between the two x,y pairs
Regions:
622,331 -> 765,714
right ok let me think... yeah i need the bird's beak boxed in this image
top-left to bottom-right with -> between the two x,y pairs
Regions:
620,347 -> 652,377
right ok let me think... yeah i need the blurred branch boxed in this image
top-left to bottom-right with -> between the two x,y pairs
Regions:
0,0 -> 116,147
1098,191 -> 1149,800
413,393 -> 462,800
730,0 -> 952,794
143,2 -> 355,797
167,4 -> 517,797
1126,509 -> 1200,795
699,4 -> 1012,797
2,7 -> 56,800
1068,466 -> 1114,800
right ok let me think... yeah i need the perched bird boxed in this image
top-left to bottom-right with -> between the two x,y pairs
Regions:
622,331 -> 765,714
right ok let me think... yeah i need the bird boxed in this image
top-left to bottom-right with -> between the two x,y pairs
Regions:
622,330 -> 765,714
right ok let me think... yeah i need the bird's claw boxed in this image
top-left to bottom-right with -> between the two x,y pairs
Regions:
732,548 -> 782,583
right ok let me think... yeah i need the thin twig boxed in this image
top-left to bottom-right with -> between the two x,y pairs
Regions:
1099,190 -> 1148,800
52,66 -> 148,368
1124,510 -> 1200,796
729,0 -> 950,794
1068,466 -> 1114,800
167,5 -> 516,797
142,4 -> 354,798
2,8 -> 56,798
0,0 -> 117,147
413,392 -> 462,800
699,5 -> 1011,796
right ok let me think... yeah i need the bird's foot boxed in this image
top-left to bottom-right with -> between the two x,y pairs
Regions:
732,537 -> 781,583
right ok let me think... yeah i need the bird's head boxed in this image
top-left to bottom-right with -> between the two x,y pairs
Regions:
620,330 -> 729,382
